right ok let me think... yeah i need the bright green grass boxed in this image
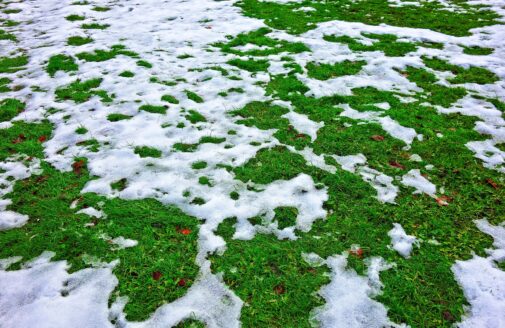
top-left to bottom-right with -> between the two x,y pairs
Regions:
139,104 -> 167,114
0,98 -> 24,122
306,60 -> 366,80
77,45 -> 138,62
0,123 -> 200,321
324,33 -> 418,57
228,58 -> 270,72
67,35 -> 93,46
0,77 -> 11,92
0,55 -> 28,73
46,54 -> 78,77
185,90 -> 204,103
0,29 -> 16,41
185,110 -> 206,124
134,146 -> 162,158
237,0 -> 499,36
55,78 -> 112,103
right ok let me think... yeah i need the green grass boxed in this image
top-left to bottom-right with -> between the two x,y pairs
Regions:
119,71 -> 135,78
134,146 -> 162,158
77,45 -> 138,62
161,94 -> 179,104
462,45 -> 494,56
107,113 -> 132,122
228,58 -> 269,72
55,78 -> 112,103
137,60 -> 153,68
185,109 -> 206,123
139,104 -> 167,114
184,90 -> 204,103
67,35 -> 93,46
46,54 -> 78,76
0,98 -> 24,122
0,123 -> 200,321
422,56 -> 499,85
237,0 -> 499,36
191,161 -> 207,170
214,27 -> 310,56
81,23 -> 110,30
324,33 -> 417,57
0,77 -> 11,92
0,29 -> 16,41
306,60 -> 366,80
0,55 -> 28,73
66,14 -> 86,21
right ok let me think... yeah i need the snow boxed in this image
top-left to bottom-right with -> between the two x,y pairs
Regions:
400,169 -> 437,196
452,219 -> 505,327
388,223 -> 418,258
0,0 -> 505,325
307,252 -> 404,328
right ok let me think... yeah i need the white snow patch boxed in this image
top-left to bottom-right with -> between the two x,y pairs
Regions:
388,223 -> 418,258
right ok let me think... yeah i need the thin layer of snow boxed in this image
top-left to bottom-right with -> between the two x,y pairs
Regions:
388,223 -> 418,258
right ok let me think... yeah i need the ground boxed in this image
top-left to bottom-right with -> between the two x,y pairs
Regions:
0,0 -> 504,327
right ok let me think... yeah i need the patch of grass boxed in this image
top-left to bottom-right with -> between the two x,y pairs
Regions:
137,60 -> 153,68
81,23 -> 109,29
191,161 -> 207,170
462,45 -> 493,56
139,104 -> 167,114
274,206 -> 298,229
214,27 -> 309,56
185,110 -> 206,123
65,14 -> 85,21
185,90 -> 204,103
198,176 -> 211,186
0,55 -> 28,73
0,77 -> 11,93
228,58 -> 269,72
55,78 -> 112,104
422,56 -> 499,85
0,29 -> 16,41
238,0 -> 499,36
0,98 -> 25,122
324,33 -> 417,57
67,36 -> 93,46
92,6 -> 110,12
107,113 -> 132,122
119,71 -> 135,78
77,45 -> 138,62
134,146 -> 162,158
0,123 -> 199,320
161,94 -> 179,104
306,60 -> 366,80
46,54 -> 78,77
75,126 -> 88,134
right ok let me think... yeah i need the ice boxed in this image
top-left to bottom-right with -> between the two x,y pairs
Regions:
400,169 -> 437,196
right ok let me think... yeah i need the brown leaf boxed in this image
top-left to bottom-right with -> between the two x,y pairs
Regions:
12,134 -> 26,144
274,284 -> 285,295
177,278 -> 186,287
486,178 -> 499,189
389,161 -> 405,170
371,135 -> 384,141
72,160 -> 85,174
152,271 -> 162,281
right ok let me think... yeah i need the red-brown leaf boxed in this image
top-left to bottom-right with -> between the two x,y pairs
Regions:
274,284 -> 285,295
38,135 -> 47,142
152,271 -> 162,281
177,278 -> 186,287
486,178 -> 499,189
389,161 -> 405,170
371,135 -> 384,141
12,134 -> 26,144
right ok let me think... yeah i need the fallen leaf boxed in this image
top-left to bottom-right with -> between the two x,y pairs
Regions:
274,284 -> 285,295
486,178 -> 499,189
38,135 -> 47,142
152,271 -> 162,281
389,161 -> 405,170
180,228 -> 191,235
350,248 -> 364,258
371,135 -> 384,141
72,160 -> 85,174
177,278 -> 186,287
12,134 -> 26,144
